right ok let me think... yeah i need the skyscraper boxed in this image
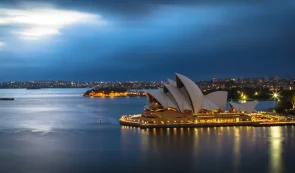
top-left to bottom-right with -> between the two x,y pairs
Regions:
213,76 -> 218,83
264,76 -> 269,82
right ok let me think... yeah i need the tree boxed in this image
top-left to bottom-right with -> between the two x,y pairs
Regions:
275,91 -> 295,114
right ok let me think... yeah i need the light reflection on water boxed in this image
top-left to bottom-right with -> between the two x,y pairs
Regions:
0,89 -> 294,173
233,127 -> 241,173
120,126 -> 295,173
269,126 -> 283,173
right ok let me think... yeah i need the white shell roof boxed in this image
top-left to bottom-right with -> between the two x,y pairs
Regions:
205,91 -> 228,112
202,98 -> 220,110
146,73 -> 229,113
167,79 -> 176,86
147,90 -> 178,109
175,73 -> 204,114
229,101 -> 259,113
163,83 -> 192,112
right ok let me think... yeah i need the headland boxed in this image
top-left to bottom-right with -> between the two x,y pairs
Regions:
83,87 -> 146,97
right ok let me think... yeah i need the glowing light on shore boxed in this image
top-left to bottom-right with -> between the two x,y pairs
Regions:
273,93 -> 279,99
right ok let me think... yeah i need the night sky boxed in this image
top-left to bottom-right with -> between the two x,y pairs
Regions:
0,0 -> 294,81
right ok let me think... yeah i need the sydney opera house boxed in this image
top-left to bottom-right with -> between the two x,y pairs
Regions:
120,73 -> 263,127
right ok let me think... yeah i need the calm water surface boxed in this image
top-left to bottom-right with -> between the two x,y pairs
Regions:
0,89 -> 294,173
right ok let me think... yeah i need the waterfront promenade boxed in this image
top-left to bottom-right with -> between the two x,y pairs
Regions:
120,114 -> 295,129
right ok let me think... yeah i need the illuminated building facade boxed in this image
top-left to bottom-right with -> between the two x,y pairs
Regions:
140,73 -> 256,125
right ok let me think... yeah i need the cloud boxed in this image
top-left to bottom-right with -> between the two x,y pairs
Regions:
18,27 -> 60,39
0,7 -> 107,40
0,41 -> 6,50
0,0 -> 264,19
0,0 -> 294,81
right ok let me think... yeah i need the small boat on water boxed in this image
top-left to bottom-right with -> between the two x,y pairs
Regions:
0,98 -> 14,101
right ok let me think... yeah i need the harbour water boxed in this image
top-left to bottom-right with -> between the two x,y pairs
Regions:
0,89 -> 294,173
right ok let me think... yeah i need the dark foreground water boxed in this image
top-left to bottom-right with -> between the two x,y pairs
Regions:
0,89 -> 294,173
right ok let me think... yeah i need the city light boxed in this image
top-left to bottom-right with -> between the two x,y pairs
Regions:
240,92 -> 247,100
255,92 -> 259,96
271,92 -> 281,107
272,92 -> 280,99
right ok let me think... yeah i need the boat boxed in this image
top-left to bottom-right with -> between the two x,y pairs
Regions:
0,98 -> 14,101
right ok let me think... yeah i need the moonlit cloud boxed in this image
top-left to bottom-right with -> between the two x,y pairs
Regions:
0,42 -> 6,51
18,27 -> 60,39
0,7 -> 107,39
0,42 -> 5,51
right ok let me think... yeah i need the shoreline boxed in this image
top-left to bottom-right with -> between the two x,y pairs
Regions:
120,120 -> 295,129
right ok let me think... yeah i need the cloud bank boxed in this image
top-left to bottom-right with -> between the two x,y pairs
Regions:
0,6 -> 106,40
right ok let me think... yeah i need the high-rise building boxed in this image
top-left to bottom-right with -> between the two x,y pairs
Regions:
275,76 -> 279,83
264,76 -> 269,83
213,76 -> 218,83
240,77 -> 244,84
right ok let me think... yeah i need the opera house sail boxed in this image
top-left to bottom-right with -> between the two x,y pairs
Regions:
146,73 -> 232,115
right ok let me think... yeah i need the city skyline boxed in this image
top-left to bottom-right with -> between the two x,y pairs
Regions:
1,0 -> 295,81
1,75 -> 294,90
0,75 -> 293,83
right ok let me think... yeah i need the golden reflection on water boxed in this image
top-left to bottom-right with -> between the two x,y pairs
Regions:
173,128 -> 177,135
194,128 -> 199,135
252,126 -> 257,139
269,126 -> 283,173
167,128 -> 170,135
233,127 -> 241,172
193,128 -> 200,156
180,128 -> 184,136
121,125 -> 294,173
152,128 -> 156,135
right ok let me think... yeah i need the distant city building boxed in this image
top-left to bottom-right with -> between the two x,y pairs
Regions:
213,76 -> 218,83
275,76 -> 279,83
240,77 -> 244,84
264,76 -> 269,82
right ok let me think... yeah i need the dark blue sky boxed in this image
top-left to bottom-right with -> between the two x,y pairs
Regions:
0,0 -> 294,81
